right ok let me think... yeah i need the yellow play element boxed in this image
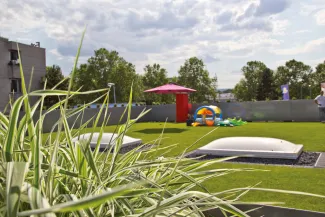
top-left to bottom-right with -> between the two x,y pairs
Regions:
192,122 -> 201,127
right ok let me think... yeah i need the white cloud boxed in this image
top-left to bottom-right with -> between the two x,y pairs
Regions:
49,49 -> 63,60
272,37 -> 325,55
272,19 -> 290,35
294,29 -> 311,34
315,9 -> 325,25
299,1 -> 325,16
1,0 -> 325,89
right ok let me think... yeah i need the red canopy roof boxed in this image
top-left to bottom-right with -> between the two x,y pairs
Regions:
144,83 -> 196,94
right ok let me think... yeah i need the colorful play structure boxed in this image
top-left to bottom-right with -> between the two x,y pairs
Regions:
144,83 -> 196,122
191,105 -> 247,127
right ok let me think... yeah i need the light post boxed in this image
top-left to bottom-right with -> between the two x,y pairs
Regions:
107,83 -> 116,104
309,84 -> 311,98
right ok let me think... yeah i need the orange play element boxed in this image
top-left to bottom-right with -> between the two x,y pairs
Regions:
205,119 -> 215,126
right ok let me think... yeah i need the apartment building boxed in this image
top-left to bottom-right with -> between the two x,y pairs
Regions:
0,36 -> 46,111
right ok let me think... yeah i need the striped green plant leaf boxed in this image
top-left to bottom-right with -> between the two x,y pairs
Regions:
6,162 -> 29,217
78,139 -> 101,182
3,95 -> 26,162
27,66 -> 34,93
18,185 -> 157,216
27,184 -> 56,217
29,88 -> 108,96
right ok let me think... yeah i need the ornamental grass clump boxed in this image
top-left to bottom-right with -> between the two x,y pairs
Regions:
1,29 -> 325,217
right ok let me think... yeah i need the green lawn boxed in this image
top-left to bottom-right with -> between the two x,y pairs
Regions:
99,122 -> 325,155
95,122 -> 325,212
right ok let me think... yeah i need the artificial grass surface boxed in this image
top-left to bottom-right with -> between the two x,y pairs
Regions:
97,122 -> 325,212
100,122 -> 325,155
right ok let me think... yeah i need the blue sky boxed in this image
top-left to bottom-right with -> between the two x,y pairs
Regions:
1,0 -> 325,88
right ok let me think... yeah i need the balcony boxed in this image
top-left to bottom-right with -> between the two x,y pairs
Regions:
8,59 -> 20,66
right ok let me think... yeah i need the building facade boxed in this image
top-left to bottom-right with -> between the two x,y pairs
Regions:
0,37 -> 46,112
217,93 -> 236,102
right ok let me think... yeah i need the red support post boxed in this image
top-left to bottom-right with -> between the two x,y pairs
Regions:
176,94 -> 189,122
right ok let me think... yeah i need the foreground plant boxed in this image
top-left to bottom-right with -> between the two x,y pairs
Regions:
0,29 -> 324,217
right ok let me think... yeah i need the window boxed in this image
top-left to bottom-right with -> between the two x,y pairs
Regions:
10,50 -> 19,61
10,79 -> 21,93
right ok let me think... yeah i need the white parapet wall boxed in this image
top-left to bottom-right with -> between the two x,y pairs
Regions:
195,137 -> 304,159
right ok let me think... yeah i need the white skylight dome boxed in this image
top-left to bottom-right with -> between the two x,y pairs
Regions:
72,133 -> 142,150
196,137 -> 303,159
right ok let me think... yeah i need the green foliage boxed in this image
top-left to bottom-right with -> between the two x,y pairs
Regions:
233,61 -> 267,101
73,48 -> 144,104
234,59 -> 323,101
40,65 -> 69,107
178,57 -> 215,103
310,62 -> 325,96
168,76 -> 178,83
256,68 -> 276,101
142,64 -> 173,104
274,59 -> 313,99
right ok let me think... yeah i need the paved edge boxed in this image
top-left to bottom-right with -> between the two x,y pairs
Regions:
315,152 -> 325,168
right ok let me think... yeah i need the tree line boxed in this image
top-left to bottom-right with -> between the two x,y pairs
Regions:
233,60 -> 325,101
42,48 -> 217,107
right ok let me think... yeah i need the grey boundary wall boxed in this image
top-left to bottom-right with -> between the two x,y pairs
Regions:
192,99 -> 320,122
31,100 -> 320,133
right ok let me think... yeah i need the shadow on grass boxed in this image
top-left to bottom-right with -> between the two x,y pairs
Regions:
135,128 -> 188,134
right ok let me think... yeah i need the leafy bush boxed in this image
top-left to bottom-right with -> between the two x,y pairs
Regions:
1,29 -> 323,217
292,97 -> 297,100
113,104 -> 117,107
226,99 -> 231,103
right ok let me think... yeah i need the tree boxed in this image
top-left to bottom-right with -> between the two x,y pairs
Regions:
211,73 -> 218,101
256,68 -> 275,101
178,57 -> 214,103
40,65 -> 68,107
274,59 -> 313,99
310,62 -> 325,97
233,79 -> 249,101
142,64 -> 171,104
233,61 -> 267,101
73,48 -> 144,104
168,76 -> 178,83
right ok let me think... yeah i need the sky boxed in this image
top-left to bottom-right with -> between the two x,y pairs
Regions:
1,0 -> 325,89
